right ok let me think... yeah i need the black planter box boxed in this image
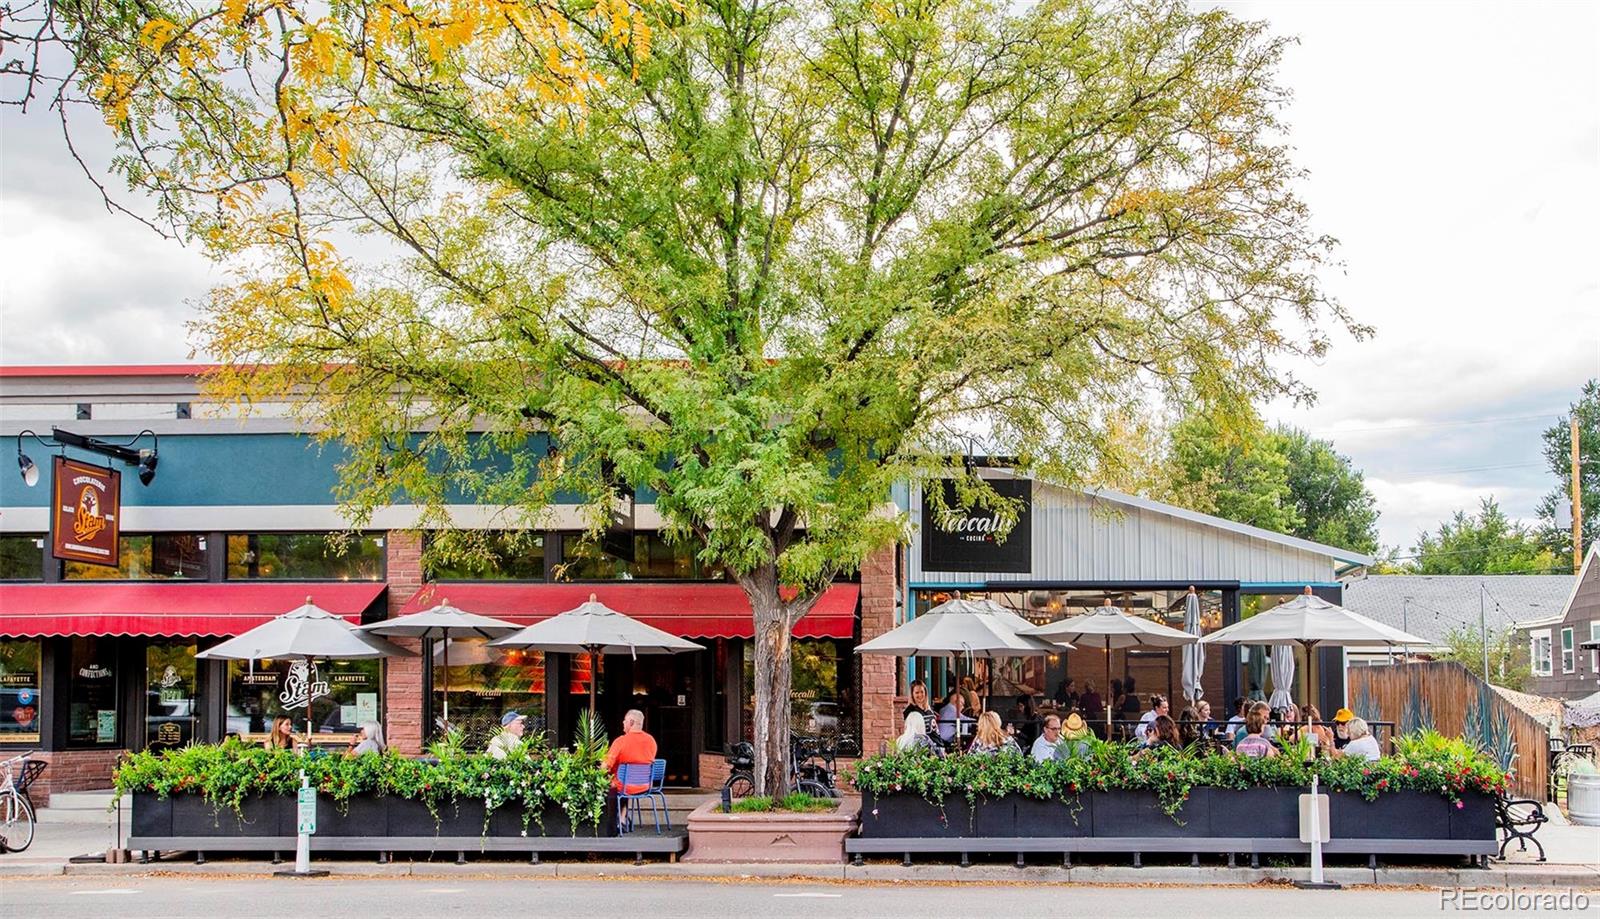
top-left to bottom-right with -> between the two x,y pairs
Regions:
131,794 -> 172,838
168,793 -> 286,837
1090,789 -> 1208,837
1450,792 -> 1495,841
1330,790 -> 1445,840
1013,795 -> 1091,837
1206,787 -> 1302,839
860,792 -> 973,838
315,795 -> 390,837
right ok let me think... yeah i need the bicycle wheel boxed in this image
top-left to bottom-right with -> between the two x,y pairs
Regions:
795,779 -> 830,799
0,792 -> 34,853
724,772 -> 755,799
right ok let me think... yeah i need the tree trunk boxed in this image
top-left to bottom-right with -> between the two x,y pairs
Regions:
742,564 -> 793,796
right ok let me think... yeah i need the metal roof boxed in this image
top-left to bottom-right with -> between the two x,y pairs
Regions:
1341,574 -> 1577,648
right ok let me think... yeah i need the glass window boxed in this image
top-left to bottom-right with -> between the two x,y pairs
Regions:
0,640 -> 43,744
1590,622 -> 1600,674
68,637 -> 119,747
740,639 -> 855,748
227,533 -> 383,580
0,535 -> 44,580
146,642 -> 199,750
432,640 -> 546,747
1561,627 -> 1575,674
1531,631 -> 1553,676
557,532 -> 721,580
225,657 -> 380,742
64,534 -> 209,580
428,533 -> 545,580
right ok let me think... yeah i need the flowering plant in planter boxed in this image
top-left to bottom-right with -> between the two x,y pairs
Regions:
112,736 -> 611,835
851,731 -> 1510,820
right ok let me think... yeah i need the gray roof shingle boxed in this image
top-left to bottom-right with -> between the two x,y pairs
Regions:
1341,575 -> 1575,647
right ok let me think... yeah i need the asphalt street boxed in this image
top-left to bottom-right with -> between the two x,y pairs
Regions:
4,876 -> 1598,919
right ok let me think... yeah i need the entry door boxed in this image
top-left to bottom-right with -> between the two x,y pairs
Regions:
631,655 -> 696,785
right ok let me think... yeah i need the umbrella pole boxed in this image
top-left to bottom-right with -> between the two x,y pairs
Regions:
305,657 -> 315,750
1104,637 -> 1112,739
587,647 -> 598,718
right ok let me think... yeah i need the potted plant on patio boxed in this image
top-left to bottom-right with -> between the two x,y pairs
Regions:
683,793 -> 860,863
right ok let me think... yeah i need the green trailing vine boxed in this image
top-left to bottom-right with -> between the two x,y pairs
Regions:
851,731 -> 1510,823
111,736 -> 611,836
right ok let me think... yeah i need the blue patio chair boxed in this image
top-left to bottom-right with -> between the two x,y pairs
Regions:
647,759 -> 670,830
616,762 -> 662,833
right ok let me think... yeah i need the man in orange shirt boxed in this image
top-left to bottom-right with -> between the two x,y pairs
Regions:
603,708 -> 658,796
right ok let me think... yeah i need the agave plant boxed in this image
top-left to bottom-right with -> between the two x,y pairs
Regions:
573,710 -> 609,767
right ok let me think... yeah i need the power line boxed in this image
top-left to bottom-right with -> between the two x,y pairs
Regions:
1322,411 -> 1563,436
1374,461 -> 1545,481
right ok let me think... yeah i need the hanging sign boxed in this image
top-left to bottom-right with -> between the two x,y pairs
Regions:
921,478 -> 1033,573
51,456 -> 121,567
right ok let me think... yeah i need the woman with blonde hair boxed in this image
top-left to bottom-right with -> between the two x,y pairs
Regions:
895,711 -> 939,754
263,716 -> 297,751
968,711 -> 1022,757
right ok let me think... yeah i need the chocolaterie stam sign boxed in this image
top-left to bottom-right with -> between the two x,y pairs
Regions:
51,456 -> 121,567
921,478 -> 1032,573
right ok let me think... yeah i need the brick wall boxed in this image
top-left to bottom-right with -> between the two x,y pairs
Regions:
859,543 -> 898,758
385,531 -> 427,755
27,749 -> 125,800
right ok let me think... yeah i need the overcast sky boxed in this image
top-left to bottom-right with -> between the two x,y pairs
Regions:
2,2 -> 1597,553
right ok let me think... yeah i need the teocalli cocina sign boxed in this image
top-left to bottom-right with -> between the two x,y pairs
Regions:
921,478 -> 1032,573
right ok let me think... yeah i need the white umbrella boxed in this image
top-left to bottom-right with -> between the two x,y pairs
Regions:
1269,644 -> 1295,711
1021,599 -> 1196,734
1180,588 -> 1205,704
855,595 -> 1066,658
491,593 -> 702,715
197,596 -> 411,741
359,600 -> 520,727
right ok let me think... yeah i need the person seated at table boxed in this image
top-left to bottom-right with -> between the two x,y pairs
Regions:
605,709 -> 658,791
1007,694 -> 1036,746
1137,715 -> 1182,754
264,715 -> 297,751
1296,704 -> 1335,754
1331,707 -> 1355,750
902,680 -> 938,739
1234,702 -> 1278,759
487,710 -> 529,759
896,711 -> 941,754
1224,696 -> 1247,740
1109,679 -> 1125,719
1177,707 -> 1200,746
959,676 -> 981,717
1134,694 -> 1169,741
347,721 -> 385,756
1341,717 -> 1381,762
1054,678 -> 1079,711
937,689 -> 968,746
968,711 -> 1022,757
1057,712 -> 1094,758
1196,700 -> 1217,735
1119,677 -> 1143,720
1031,713 -> 1064,762
1079,681 -> 1103,723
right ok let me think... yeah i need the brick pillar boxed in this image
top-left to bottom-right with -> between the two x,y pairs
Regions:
859,543 -> 899,758
385,531 -> 426,755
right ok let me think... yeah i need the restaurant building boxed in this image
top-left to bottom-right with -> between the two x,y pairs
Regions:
1,367 -> 1372,798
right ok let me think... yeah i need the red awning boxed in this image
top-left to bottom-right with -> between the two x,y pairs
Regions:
399,583 -> 859,639
0,583 -> 387,637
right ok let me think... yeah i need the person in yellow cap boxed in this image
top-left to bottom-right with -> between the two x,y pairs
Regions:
1332,707 -> 1355,751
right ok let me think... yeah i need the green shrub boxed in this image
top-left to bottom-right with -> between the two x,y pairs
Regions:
728,793 -> 837,813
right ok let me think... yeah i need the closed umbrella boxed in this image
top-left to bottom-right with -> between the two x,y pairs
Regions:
196,596 -> 412,742
359,600 -> 520,728
1269,644 -> 1295,711
491,593 -> 702,716
1180,588 -> 1205,704
1021,599 -> 1197,735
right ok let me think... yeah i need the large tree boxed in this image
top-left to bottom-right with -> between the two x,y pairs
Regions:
1535,379 -> 1599,570
8,0 -> 1358,791
1409,497 -> 1558,576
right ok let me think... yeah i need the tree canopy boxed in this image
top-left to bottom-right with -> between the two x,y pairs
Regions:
1535,378 -> 1598,570
1407,497 -> 1558,576
8,0 -> 1358,790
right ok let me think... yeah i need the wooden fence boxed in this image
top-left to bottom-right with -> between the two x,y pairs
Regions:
1346,661 -> 1547,800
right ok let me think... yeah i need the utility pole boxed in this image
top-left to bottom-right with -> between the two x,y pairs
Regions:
1479,583 -> 1490,686
1574,416 -> 1584,573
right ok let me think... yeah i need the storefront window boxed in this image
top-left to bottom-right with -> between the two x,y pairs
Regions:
741,639 -> 856,748
68,637 -> 119,746
1238,594 -> 1306,706
146,642 -> 198,750
64,534 -> 209,580
432,640 -> 546,747
0,534 -> 44,580
227,533 -> 383,580
558,532 -> 721,580
226,658 -> 381,741
429,533 -> 545,580
0,640 -> 43,744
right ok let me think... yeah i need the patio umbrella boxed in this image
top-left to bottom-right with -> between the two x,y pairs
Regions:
1021,599 -> 1196,735
1180,588 -> 1205,704
197,596 -> 412,742
1269,644 -> 1295,711
1202,587 -> 1430,732
359,600 -> 520,728
491,593 -> 702,716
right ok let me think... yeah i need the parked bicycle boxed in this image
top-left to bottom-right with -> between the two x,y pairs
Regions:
722,737 -> 839,799
0,751 -> 38,854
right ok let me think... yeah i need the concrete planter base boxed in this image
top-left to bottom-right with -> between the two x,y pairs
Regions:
683,797 -> 860,864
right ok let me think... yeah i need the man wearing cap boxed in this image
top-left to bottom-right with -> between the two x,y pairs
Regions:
1331,708 -> 1355,750
487,710 -> 528,760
